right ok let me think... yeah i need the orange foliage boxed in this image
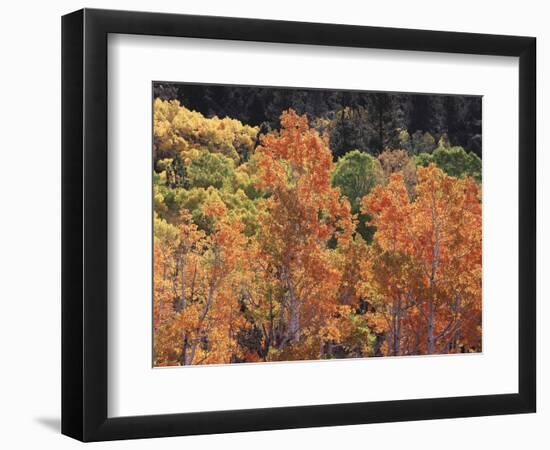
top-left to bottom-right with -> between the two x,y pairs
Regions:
154,209 -> 250,365
378,148 -> 417,197
153,109 -> 482,366
361,165 -> 482,355
249,110 -> 356,360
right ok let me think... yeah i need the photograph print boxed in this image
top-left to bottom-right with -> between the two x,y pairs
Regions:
152,82 -> 482,367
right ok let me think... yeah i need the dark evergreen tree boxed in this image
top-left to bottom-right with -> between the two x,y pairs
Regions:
154,82 -> 482,158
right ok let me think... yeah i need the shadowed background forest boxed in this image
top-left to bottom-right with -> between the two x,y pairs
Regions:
154,83 -> 482,158
153,83 -> 482,366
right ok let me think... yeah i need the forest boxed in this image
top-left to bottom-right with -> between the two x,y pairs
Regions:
153,83 -> 482,366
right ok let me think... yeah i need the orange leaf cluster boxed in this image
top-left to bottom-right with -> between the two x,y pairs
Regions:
153,109 -> 482,365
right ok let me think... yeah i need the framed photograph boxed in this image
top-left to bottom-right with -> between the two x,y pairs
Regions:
61,8 -> 536,442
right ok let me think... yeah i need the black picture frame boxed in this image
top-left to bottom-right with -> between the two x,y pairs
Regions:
61,8 -> 536,442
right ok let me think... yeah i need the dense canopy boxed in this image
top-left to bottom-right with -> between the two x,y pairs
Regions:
153,85 -> 482,366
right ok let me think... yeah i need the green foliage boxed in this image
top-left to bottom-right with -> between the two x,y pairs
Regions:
187,152 -> 235,190
232,159 -> 264,201
331,150 -> 384,211
331,150 -> 384,242
154,175 -> 261,236
415,145 -> 481,183
343,311 -> 377,356
414,152 -> 433,167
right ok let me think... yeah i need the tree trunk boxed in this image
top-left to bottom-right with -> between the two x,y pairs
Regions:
394,296 -> 402,356
427,302 -> 434,354
427,222 -> 440,354
287,282 -> 300,344
181,256 -> 186,309
181,332 -> 188,365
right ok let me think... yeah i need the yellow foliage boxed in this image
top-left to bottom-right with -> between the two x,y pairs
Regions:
153,98 -> 259,163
